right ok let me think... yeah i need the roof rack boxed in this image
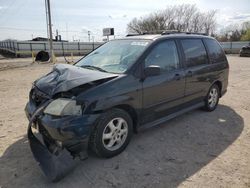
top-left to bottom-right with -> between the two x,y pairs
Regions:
126,30 -> 208,37
126,30 -> 164,37
161,30 -> 207,36
161,30 -> 179,35
126,34 -> 144,37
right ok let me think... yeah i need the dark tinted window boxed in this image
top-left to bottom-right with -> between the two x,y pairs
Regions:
204,39 -> 226,63
181,39 -> 208,67
145,40 -> 179,72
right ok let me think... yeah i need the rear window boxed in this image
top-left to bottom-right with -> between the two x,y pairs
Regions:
181,39 -> 208,67
204,39 -> 226,63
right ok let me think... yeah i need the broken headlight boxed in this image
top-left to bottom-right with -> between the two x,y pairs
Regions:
44,98 -> 82,116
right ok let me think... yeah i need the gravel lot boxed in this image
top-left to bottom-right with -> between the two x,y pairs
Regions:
0,55 -> 250,188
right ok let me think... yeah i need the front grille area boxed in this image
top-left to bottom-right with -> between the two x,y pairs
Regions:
37,122 -> 59,153
38,123 -> 53,142
30,87 -> 50,106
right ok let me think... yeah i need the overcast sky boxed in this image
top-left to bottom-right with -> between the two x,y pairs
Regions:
0,0 -> 249,41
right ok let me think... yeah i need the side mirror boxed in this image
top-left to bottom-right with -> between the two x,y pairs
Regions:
144,65 -> 161,77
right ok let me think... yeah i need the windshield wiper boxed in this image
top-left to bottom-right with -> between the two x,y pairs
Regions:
80,65 -> 107,72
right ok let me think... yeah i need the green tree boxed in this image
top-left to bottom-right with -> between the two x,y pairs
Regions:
241,29 -> 250,41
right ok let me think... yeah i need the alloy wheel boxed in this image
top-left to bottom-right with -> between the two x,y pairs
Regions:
102,117 -> 128,151
208,87 -> 218,108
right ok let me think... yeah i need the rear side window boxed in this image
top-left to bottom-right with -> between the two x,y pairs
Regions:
181,39 -> 208,67
204,39 -> 226,63
145,40 -> 179,72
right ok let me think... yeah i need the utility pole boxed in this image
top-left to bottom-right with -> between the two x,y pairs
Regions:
66,22 -> 69,41
46,0 -> 54,63
88,31 -> 90,42
56,29 -> 58,41
45,0 -> 49,44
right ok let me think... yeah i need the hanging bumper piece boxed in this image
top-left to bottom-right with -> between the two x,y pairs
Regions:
27,102 -> 80,182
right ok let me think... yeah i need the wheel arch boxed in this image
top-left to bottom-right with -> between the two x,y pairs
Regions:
212,80 -> 222,97
112,104 -> 139,133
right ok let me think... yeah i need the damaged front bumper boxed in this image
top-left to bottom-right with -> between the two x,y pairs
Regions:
28,125 -> 79,182
25,101 -> 100,181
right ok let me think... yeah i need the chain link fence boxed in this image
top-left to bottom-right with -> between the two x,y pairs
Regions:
0,40 -> 104,57
220,41 -> 250,54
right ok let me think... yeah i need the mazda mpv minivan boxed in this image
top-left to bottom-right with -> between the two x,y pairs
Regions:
25,32 -> 229,181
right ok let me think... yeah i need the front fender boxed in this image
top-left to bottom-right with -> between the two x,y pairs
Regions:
86,95 -> 134,113
77,75 -> 142,114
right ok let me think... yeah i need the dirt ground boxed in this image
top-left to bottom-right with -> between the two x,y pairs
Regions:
0,55 -> 250,188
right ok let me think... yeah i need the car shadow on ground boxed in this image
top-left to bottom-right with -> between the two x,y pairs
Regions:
0,105 -> 244,188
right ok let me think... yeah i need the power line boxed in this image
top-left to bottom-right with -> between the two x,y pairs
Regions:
0,0 -> 18,18
0,26 -> 80,33
0,0 -> 28,25
0,27 -> 46,32
0,1 -> 105,41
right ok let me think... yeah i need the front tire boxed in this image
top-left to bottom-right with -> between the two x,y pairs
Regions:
90,108 -> 133,158
204,84 -> 220,111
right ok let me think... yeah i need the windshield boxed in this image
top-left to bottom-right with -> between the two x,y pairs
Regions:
75,39 -> 150,73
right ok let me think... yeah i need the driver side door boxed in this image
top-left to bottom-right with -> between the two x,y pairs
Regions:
141,40 -> 185,124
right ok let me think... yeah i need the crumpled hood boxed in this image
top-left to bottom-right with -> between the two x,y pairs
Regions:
34,64 -> 117,96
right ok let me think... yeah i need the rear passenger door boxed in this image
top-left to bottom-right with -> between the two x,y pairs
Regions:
180,38 -> 210,103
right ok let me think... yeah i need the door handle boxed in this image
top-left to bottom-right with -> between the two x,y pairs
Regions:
186,71 -> 193,77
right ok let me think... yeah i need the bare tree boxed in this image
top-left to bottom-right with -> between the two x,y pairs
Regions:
203,10 -> 217,35
190,12 -> 205,32
127,4 -> 217,35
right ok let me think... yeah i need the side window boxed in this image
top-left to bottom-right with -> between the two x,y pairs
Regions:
204,39 -> 226,63
181,39 -> 209,67
145,40 -> 179,72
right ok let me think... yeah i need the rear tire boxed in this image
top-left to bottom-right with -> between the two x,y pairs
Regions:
203,84 -> 220,111
89,108 -> 133,158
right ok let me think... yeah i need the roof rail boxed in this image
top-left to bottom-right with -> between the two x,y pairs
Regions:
162,30 -> 207,36
126,34 -> 143,37
187,32 -> 207,36
161,30 -> 180,35
126,30 -> 163,37
126,30 -> 208,37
